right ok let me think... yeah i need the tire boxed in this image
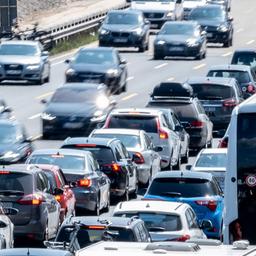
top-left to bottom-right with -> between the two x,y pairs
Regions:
153,52 -> 162,60
130,179 -> 138,199
181,149 -> 189,164
144,169 -> 152,188
103,191 -> 110,213
93,195 -> 100,216
122,81 -> 127,93
145,41 -> 149,51
44,221 -> 49,241
35,76 -> 44,85
206,139 -> 213,148
195,52 -> 203,60
202,50 -> 207,59
121,180 -> 129,201
172,156 -> 181,170
138,44 -> 145,52
223,37 -> 232,48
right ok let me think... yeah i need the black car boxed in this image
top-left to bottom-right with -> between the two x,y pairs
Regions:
188,5 -> 233,47
61,137 -> 138,201
65,47 -> 128,95
41,83 -> 116,139
187,76 -> 243,132
0,98 -> 14,119
0,249 -> 73,256
0,119 -> 33,164
207,0 -> 231,12
26,149 -> 111,215
154,21 -> 207,60
99,9 -> 150,52
55,216 -> 151,250
147,82 -> 213,150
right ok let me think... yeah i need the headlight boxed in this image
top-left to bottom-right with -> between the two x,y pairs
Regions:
166,11 -> 173,17
65,68 -> 76,76
100,28 -> 110,35
186,38 -> 199,46
106,69 -> 118,77
27,64 -> 40,70
41,112 -> 56,121
218,25 -> 228,32
133,28 -> 143,35
0,151 -> 19,159
96,96 -> 110,109
156,40 -> 166,45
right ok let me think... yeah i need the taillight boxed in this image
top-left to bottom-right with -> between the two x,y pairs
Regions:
102,163 -> 121,172
195,200 -> 217,211
223,98 -> 237,107
190,120 -> 204,128
218,137 -> 228,148
55,195 -> 62,202
18,194 -> 44,205
78,178 -> 92,187
157,119 -> 169,139
133,152 -> 145,164
176,234 -> 191,241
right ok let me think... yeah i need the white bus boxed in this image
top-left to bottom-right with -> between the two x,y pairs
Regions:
224,94 -> 256,244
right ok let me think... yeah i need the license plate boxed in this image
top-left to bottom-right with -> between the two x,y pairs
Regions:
207,33 -> 213,37
114,38 -> 128,43
83,79 -> 101,83
151,24 -> 159,28
169,47 -> 183,51
6,70 -> 21,75
63,122 -> 83,129
205,107 -> 216,112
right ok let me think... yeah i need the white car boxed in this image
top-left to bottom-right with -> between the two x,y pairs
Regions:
90,128 -> 161,186
183,0 -> 207,19
189,148 -> 227,191
0,207 -> 14,248
112,200 -> 207,241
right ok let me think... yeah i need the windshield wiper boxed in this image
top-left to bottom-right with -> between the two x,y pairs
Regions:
160,192 -> 182,197
0,190 -> 24,195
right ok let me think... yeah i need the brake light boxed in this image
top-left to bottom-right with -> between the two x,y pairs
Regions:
157,119 -> 169,139
223,98 -> 237,107
190,120 -> 204,128
133,152 -> 145,164
18,194 -> 44,205
55,195 -> 62,202
87,225 -> 106,230
218,137 -> 228,148
0,171 -> 10,174
195,200 -> 217,211
78,178 -> 91,187
103,163 -> 121,172
176,234 -> 191,242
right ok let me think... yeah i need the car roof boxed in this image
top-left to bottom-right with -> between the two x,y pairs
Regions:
0,40 -> 40,46
208,64 -> 251,72
0,248 -> 72,256
199,148 -> 228,154
154,171 -> 213,180
109,108 -> 163,116
114,200 -> 187,214
108,9 -> 143,15
59,83 -> 106,90
187,76 -> 237,87
234,93 -> 256,114
92,128 -> 142,136
2,164 -> 40,174
193,4 -> 224,10
233,48 -> 256,54
164,21 -> 198,27
30,148 -> 91,157
63,137 -> 119,147
80,46 -> 115,52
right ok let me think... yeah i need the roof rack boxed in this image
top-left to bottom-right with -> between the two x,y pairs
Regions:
186,239 -> 222,246
145,242 -> 200,252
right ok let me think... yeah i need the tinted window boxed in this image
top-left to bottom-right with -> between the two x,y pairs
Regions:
106,13 -> 140,25
232,53 -> 256,67
195,153 -> 227,167
189,7 -> 225,22
108,115 -> 158,133
192,84 -> 234,100
0,173 -> 33,194
43,171 -> 58,190
148,177 -> 218,197
160,23 -> 197,36
0,44 -> 39,56
114,212 -> 182,231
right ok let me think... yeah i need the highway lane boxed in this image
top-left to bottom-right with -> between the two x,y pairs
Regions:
1,0 -> 256,147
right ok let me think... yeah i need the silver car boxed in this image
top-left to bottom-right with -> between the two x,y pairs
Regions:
90,128 -> 162,186
0,41 -> 50,85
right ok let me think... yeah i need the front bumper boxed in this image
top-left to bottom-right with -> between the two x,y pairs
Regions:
206,30 -> 230,44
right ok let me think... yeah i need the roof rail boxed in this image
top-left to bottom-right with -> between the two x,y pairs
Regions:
186,239 -> 222,246
145,242 -> 201,252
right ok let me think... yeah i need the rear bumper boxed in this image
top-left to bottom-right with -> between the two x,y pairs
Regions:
72,188 -> 98,211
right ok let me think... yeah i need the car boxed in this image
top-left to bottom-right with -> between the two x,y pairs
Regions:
0,98 -> 14,119
153,21 -> 207,60
0,164 -> 60,242
183,0 -> 207,20
207,0 -> 231,12
103,108 -> 182,170
144,171 -> 224,239
231,49 -> 256,75
89,128 -> 162,186
0,205 -> 14,248
188,5 -> 233,47
187,77 -> 243,132
65,47 -> 128,95
207,64 -> 256,99
0,119 -> 33,164
60,137 -> 138,200
26,149 -> 110,215
147,82 -> 213,151
113,200 -> 207,242
55,216 -> 151,250
0,249 -> 73,256
188,148 -> 227,191
31,164 -> 76,223
131,0 -> 184,29
0,41 -> 50,85
99,9 -> 150,52
40,83 -> 116,139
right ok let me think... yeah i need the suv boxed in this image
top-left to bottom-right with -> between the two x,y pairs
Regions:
61,137 -> 138,201
55,216 -> 151,250
147,82 -> 213,151
0,164 -> 60,242
187,77 -> 243,132
207,64 -> 256,99
103,108 -> 181,170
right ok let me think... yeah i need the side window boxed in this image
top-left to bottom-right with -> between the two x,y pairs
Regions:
234,81 -> 243,98
92,155 -> 100,170
251,69 -> 256,82
188,209 -> 199,229
172,113 -> 181,127
56,170 -> 66,187
161,114 -> 171,129
144,134 -> 152,149
185,209 -> 194,229
37,172 -> 50,193
0,100 -> 5,112
212,177 -> 223,194
88,156 -> 96,173
196,100 -> 206,114
44,172 -> 57,191
138,223 -> 148,241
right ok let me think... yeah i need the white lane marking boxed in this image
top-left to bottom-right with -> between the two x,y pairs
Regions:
193,63 -> 206,70
167,77 -> 175,81
236,28 -> 244,33
35,91 -> 54,100
28,113 -> 41,120
121,93 -> 138,101
245,9 -> 253,14
246,40 -> 255,45
126,76 -> 134,81
222,51 -> 233,57
154,63 -> 168,69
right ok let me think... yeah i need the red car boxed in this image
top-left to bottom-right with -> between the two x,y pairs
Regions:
35,164 -> 76,222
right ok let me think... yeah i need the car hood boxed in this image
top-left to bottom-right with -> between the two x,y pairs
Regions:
0,55 -> 41,65
131,1 -> 175,11
0,144 -> 19,155
101,24 -> 140,32
156,34 -> 194,43
69,63 -> 115,73
183,1 -> 205,9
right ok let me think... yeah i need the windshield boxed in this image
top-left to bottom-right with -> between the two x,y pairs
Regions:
189,7 -> 225,21
114,212 -> 182,231
195,153 -> 227,168
27,154 -> 85,173
232,53 -> 256,67
106,13 -> 140,25
160,24 -> 196,36
0,44 -> 39,56
0,125 -> 18,144
74,49 -> 115,65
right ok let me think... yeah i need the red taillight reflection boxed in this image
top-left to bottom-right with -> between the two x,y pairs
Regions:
223,98 -> 237,107
102,163 -> 121,172
176,234 -> 191,241
195,200 -> 217,211
190,120 -> 204,128
78,179 -> 92,187
133,152 -> 145,164
18,194 -> 44,205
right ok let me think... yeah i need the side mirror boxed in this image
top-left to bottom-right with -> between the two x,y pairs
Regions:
40,99 -> 47,104
201,30 -> 207,36
199,219 -> 213,230
175,125 -> 183,132
120,59 -> 127,65
65,59 -> 71,64
154,146 -> 163,152
228,16 -> 234,22
186,164 -> 192,170
0,220 -> 7,228
144,19 -> 150,25
41,51 -> 49,57
54,187 -> 64,195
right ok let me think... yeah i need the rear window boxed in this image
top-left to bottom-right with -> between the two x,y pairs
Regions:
195,153 -> 227,168
0,172 -> 33,194
56,226 -> 135,247
191,84 -> 234,100
114,212 -> 182,231
148,177 -> 218,197
232,53 -> 256,67
108,115 -> 158,133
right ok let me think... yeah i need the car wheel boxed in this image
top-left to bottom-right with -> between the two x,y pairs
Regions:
172,156 -> 181,170
121,179 -> 129,201
153,51 -> 163,60
223,38 -> 231,48
206,139 -> 213,148
35,76 -> 44,85
122,81 -> 127,93
130,179 -> 138,199
103,191 -> 110,213
93,194 -> 100,216
195,52 -> 203,60
202,50 -> 207,59
138,44 -> 145,52
44,221 -> 49,241
181,149 -> 189,164
144,168 -> 152,188
145,41 -> 149,51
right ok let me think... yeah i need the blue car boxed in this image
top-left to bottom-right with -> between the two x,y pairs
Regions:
144,171 -> 224,239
